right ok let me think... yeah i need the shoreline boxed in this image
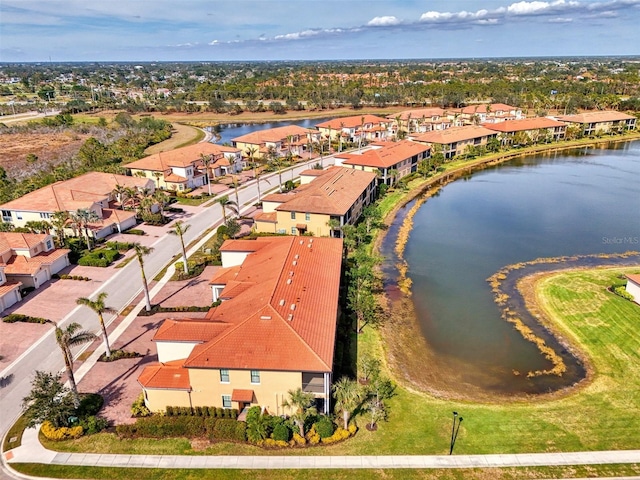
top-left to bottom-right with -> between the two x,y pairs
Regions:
374,135 -> 640,403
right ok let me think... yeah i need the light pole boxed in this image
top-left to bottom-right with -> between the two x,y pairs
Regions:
449,411 -> 463,455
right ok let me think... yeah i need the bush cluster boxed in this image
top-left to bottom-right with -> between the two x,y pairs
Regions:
115,414 -> 246,442
98,349 -> 140,362
124,229 -> 146,236
165,405 -> 238,419
77,248 -> 120,267
314,416 -> 335,439
2,313 -> 49,324
131,392 -> 151,417
77,393 -> 104,417
612,285 -> 634,301
79,415 -> 109,435
54,274 -> 91,281
105,241 -> 135,251
41,420 -> 83,440
321,427 -> 351,444
138,305 -> 211,317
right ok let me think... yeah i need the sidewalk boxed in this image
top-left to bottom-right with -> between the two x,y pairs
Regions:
6,426 -> 640,471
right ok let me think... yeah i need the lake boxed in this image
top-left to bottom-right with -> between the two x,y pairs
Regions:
383,141 -> 640,397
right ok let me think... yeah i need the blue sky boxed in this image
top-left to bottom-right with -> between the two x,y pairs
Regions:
1,0 -> 639,62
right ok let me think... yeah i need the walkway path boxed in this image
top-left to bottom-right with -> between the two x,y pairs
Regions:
6,427 -> 640,471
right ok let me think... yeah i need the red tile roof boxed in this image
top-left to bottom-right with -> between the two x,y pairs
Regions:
0,172 -> 152,213
413,125 -> 497,145
2,248 -> 70,275
626,274 -> 640,285
388,108 -> 445,121
459,103 -> 519,115
138,360 -> 191,390
0,233 -> 48,254
272,167 -> 376,216
231,389 -> 254,402
339,140 -> 429,169
232,125 -> 314,145
556,111 -> 636,124
0,279 -> 22,296
484,117 -> 565,133
126,143 -> 240,172
316,115 -> 388,129
153,319 -> 230,343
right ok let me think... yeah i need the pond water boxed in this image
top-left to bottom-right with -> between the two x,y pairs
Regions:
385,141 -> 640,396
210,117 -> 338,145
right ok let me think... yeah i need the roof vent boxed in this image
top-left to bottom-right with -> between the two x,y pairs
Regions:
286,278 -> 292,285
299,240 -> 304,245
287,314 -> 294,321
294,254 -> 299,260
292,260 -> 297,266
260,315 -> 272,320
289,271 -> 294,277
279,299 -> 285,306
290,304 -> 296,311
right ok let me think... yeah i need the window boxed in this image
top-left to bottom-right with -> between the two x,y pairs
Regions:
220,369 -> 229,383
305,213 -> 310,221
16,212 -> 22,220
290,212 -> 296,220
40,213 -> 51,219
291,227 -> 297,235
222,395 -> 231,409
46,240 -> 53,250
250,370 -> 260,384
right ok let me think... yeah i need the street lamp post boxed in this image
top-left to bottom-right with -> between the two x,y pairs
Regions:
449,411 -> 463,455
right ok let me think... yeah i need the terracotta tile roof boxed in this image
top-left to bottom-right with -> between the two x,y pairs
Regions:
0,233 -> 48,253
183,236 -> 343,373
232,125 -> 314,145
0,172 -> 152,213
219,239 -> 271,253
485,117 -> 565,133
231,389 -> 254,403
137,360 -> 191,390
253,212 -> 277,223
412,125 -> 497,145
209,266 -> 241,285
153,318 -> 230,343
299,169 -> 327,177
556,111 -> 636,124
164,173 -> 188,183
339,140 -> 429,169
388,108 -> 445,121
0,279 -> 22,296
626,274 -> 640,285
2,248 -> 70,275
459,103 -> 519,115
273,167 -> 376,216
316,115 -> 388,129
101,208 -> 137,224
126,143 -> 240,172
262,193 -> 294,203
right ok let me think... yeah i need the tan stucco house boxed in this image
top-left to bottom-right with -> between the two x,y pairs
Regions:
232,125 -> 320,160
485,117 -> 567,145
253,166 -> 377,237
411,125 -> 498,159
556,111 -> 637,136
138,236 -> 343,416
316,115 -> 390,144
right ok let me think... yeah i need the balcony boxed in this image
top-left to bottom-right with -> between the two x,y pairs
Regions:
302,373 -> 325,395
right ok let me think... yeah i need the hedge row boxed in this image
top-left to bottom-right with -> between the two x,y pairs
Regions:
138,305 -> 211,317
115,415 -> 246,442
41,421 -> 83,440
98,349 -> 140,362
77,248 -> 120,267
165,405 -> 238,419
3,313 -> 49,324
105,241 -> 135,251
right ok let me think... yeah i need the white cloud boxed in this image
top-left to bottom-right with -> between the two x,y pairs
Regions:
368,16 -> 401,27
506,0 -> 579,15
548,16 -> 574,22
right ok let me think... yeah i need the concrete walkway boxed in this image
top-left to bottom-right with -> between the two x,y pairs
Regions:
6,427 -> 640,471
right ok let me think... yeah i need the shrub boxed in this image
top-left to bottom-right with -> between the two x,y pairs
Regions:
259,438 -> 289,448
98,349 -> 140,362
79,415 -> 109,435
292,432 -> 306,445
306,426 -> 321,445
166,406 -> 175,417
210,418 -> 246,442
314,416 -> 335,439
125,229 -> 146,236
41,420 -> 83,440
76,393 -> 104,417
348,424 -> 358,435
3,313 -> 48,324
321,427 -> 351,444
613,285 -> 634,301
105,241 -> 134,251
116,415 -> 205,438
131,392 -> 151,417
77,255 -> 109,267
271,422 -> 291,442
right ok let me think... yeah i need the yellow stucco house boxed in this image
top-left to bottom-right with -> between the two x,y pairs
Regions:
411,125 -> 498,160
138,236 -> 343,416
253,166 -> 377,237
231,125 -> 320,160
556,111 -> 637,136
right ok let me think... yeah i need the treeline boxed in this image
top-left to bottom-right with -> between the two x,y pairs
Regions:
0,113 -> 171,204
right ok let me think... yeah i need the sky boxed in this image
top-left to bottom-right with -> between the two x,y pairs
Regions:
1,0 -> 640,62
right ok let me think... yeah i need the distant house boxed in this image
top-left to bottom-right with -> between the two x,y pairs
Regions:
334,140 -> 430,186
253,166 -> 377,237
139,236 -> 343,416
316,115 -> 390,144
387,108 -> 450,135
125,143 -> 242,191
0,172 -> 152,239
485,117 -> 566,145
454,103 -> 523,125
232,125 -> 319,160
411,125 -> 498,159
0,232 -> 70,311
625,274 -> 640,304
556,111 -> 637,136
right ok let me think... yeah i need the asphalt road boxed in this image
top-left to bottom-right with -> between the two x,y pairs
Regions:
0,156 -> 329,439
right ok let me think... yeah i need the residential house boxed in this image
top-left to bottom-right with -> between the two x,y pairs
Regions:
0,172 -> 153,239
556,111 -> 637,136
253,167 -> 377,237
411,125 -> 498,159
125,143 -> 242,191
316,115 -> 390,144
625,274 -> 640,305
139,236 -> 343,415
454,103 -> 523,125
0,232 -> 70,311
232,125 -> 320,160
387,108 -> 450,135
334,140 -> 430,186
485,117 -> 566,145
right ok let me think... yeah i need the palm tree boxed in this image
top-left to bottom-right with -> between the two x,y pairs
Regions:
217,195 -> 238,223
112,184 -> 128,210
51,321 -> 96,407
281,388 -> 316,437
50,211 -> 68,247
133,243 -> 154,312
266,146 -> 283,192
76,292 -> 115,359
332,377 -> 364,430
169,220 -> 191,274
152,171 -> 163,188
200,153 -> 215,196
247,146 -> 261,203
72,208 -> 101,251
153,190 -> 167,222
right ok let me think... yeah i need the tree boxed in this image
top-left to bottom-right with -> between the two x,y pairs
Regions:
71,208 -> 101,251
281,388 -> 316,437
266,146 -> 283,192
50,211 -> 69,247
332,377 -> 364,430
247,146 -> 261,202
51,321 -> 97,408
169,220 -> 191,274
200,153 -> 215,196
76,292 -> 115,359
22,371 -> 76,428
217,195 -> 238,223
133,243 -> 154,312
